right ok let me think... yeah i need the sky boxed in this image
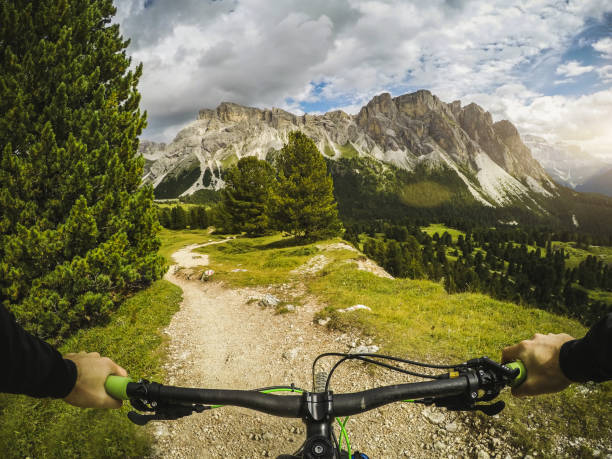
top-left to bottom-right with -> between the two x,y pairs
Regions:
115,0 -> 612,160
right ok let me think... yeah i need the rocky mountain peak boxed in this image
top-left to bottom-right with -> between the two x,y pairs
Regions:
141,89 -> 555,206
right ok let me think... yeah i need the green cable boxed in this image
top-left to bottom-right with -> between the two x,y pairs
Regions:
206,388 -> 352,456
337,416 -> 351,456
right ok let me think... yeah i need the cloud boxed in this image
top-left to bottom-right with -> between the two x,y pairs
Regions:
556,60 -> 595,77
597,65 -> 612,82
467,85 -> 612,159
115,0 -> 612,160
593,36 -> 612,59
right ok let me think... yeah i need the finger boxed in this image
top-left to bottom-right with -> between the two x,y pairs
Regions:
110,361 -> 128,378
501,343 -> 521,363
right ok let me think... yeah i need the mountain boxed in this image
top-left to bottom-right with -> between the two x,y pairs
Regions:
140,90 -> 556,209
522,135 -> 609,189
576,168 -> 612,197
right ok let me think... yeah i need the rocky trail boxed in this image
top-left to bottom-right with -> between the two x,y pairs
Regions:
150,242 -> 523,458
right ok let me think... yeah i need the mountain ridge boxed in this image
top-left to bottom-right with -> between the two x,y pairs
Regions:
140,89 -> 555,208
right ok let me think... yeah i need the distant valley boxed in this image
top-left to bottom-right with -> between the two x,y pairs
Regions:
523,135 -> 612,195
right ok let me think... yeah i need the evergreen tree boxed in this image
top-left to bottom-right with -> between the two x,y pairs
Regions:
273,131 -> 342,240
0,0 -> 164,340
170,205 -> 187,229
189,205 -> 208,229
220,157 -> 275,236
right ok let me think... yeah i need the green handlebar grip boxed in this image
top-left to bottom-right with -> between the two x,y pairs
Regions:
105,375 -> 134,400
506,360 -> 527,387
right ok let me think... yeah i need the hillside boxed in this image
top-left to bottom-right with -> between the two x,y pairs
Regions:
152,229 -> 610,457
140,90 -> 555,210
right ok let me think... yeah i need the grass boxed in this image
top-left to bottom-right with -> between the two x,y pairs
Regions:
220,154 -> 239,169
190,231 -> 611,456
0,280 -> 183,458
552,241 -> 612,269
193,234 -> 357,288
420,223 -> 466,243
337,142 -> 359,159
399,181 -> 453,207
324,144 -> 335,157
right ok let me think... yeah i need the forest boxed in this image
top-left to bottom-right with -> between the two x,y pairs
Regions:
344,221 -> 612,326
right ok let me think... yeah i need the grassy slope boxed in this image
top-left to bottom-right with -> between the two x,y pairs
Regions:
0,280 -> 182,458
191,232 -> 611,456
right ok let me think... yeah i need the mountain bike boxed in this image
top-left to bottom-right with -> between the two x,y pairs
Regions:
105,352 -> 525,459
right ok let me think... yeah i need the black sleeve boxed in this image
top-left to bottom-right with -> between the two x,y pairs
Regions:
0,304 -> 77,398
559,313 -> 612,383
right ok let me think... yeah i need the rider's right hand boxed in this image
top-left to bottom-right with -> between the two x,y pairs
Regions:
502,333 -> 574,397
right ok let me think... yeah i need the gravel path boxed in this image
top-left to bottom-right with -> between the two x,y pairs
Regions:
150,244 -> 522,458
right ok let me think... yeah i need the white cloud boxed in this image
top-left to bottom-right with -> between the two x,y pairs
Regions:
116,0 -> 612,159
593,37 -> 612,59
467,85 -> 612,159
556,60 -> 595,77
597,65 -> 612,83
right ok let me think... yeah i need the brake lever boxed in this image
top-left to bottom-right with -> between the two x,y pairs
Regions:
127,399 -> 210,425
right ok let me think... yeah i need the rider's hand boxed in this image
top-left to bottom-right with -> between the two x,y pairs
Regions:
502,333 -> 574,397
63,351 -> 128,409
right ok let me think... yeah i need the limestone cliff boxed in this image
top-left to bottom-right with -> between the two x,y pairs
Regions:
140,90 -> 555,206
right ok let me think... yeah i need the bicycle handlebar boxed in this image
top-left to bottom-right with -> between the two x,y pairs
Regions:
105,360 -> 526,418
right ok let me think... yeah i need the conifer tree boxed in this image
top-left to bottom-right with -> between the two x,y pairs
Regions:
220,157 -> 275,236
171,205 -> 188,229
0,0 -> 164,340
273,131 -> 342,239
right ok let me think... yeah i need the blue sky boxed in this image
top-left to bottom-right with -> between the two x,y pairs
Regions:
115,0 -> 612,159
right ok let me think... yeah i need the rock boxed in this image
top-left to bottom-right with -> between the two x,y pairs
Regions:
444,422 -> 459,433
285,304 -> 295,312
338,304 -> 372,313
434,441 -> 446,451
422,409 -> 445,425
282,347 -> 299,361
317,317 -> 331,326
259,294 -> 280,307
477,450 -> 490,459
349,345 -> 379,354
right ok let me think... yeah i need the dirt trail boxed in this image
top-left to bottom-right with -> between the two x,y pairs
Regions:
151,243 -> 520,458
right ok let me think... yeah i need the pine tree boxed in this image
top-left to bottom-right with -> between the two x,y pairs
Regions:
220,157 -> 275,236
273,131 -> 342,240
170,205 -> 187,229
0,0 -> 164,340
